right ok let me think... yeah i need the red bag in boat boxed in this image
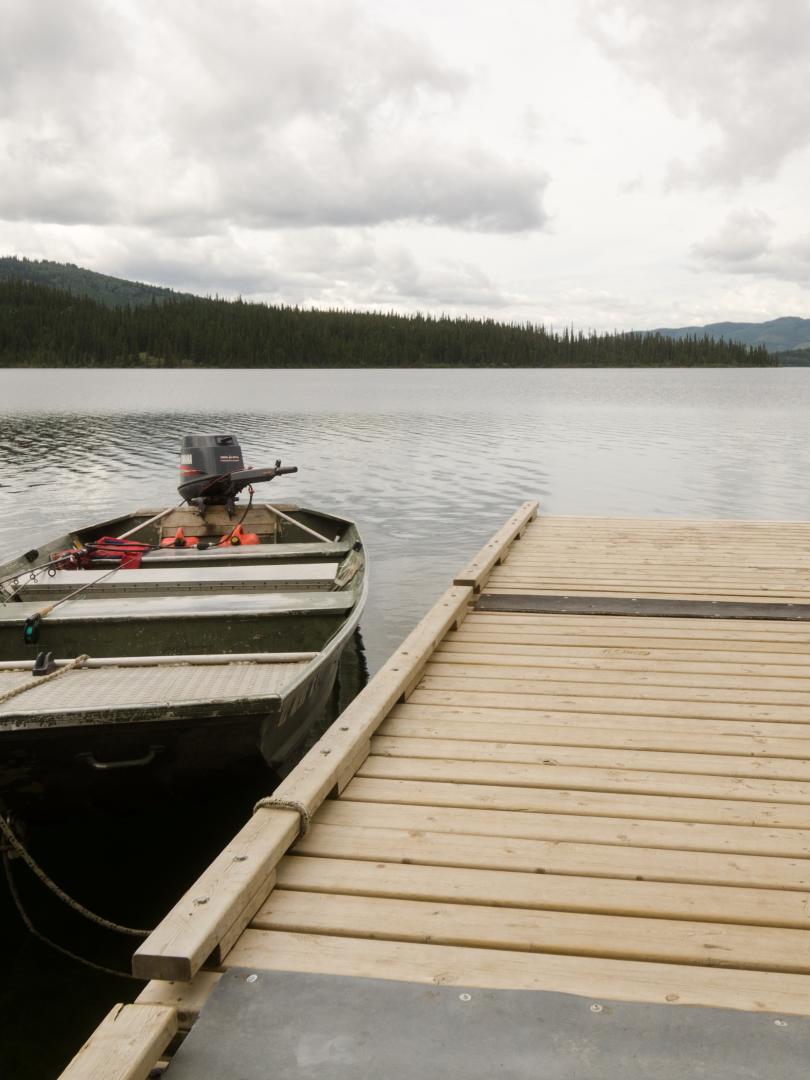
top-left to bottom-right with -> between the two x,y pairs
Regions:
90,536 -> 152,568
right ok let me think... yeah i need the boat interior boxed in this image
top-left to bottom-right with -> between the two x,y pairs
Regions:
0,503 -> 365,668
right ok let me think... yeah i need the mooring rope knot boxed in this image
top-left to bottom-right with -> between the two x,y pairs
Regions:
253,795 -> 311,838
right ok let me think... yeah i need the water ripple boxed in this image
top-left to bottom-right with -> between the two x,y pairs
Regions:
2,368 -> 810,667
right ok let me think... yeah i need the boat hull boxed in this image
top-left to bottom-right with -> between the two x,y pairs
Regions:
0,635 -> 362,820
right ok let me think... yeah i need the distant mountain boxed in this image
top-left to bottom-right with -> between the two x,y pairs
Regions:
652,316 -> 810,354
0,256 -> 189,308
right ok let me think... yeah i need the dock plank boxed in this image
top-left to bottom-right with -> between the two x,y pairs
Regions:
370,734 -> 810,782
276,853 -> 810,927
358,754 -> 810,807
434,644 -> 810,678
409,687 -> 810,723
253,889 -> 810,973
291,825 -> 810,889
379,711 -> 810,759
59,1004 -> 177,1080
224,929 -> 810,1015
386,701 -> 810,740
317,797 -> 810,858
344,774 -> 810,827
419,669 -> 810,706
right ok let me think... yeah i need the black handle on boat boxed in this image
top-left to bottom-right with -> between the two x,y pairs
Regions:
76,746 -> 164,770
233,464 -> 297,486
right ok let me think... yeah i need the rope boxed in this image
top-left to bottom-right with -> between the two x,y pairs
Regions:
2,852 -> 143,981
253,796 -> 311,838
221,487 -> 254,545
0,654 -> 90,707
0,813 -> 148,936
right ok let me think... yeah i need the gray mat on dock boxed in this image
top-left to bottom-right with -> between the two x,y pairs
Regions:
166,970 -> 810,1079
475,592 -> 810,620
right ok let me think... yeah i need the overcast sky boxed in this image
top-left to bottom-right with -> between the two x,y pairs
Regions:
2,0 -> 809,330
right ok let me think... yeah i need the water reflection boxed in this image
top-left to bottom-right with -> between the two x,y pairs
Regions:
2,368 -> 810,677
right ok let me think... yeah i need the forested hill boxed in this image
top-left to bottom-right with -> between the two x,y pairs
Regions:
0,256 -> 185,307
0,279 -> 774,368
653,316 -> 810,353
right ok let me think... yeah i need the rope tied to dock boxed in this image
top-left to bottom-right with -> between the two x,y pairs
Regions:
253,795 -> 311,838
0,653 -> 90,707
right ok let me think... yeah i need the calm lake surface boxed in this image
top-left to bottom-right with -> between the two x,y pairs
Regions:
1,366 -> 810,1077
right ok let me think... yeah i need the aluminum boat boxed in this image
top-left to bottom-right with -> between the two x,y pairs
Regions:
0,435 -> 367,815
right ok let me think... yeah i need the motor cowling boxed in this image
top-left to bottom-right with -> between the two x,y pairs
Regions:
177,434 -> 297,505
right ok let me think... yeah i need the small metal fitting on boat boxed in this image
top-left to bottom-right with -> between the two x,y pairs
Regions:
31,650 -> 57,676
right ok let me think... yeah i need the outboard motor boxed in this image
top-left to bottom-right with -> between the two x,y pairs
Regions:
178,434 -> 297,506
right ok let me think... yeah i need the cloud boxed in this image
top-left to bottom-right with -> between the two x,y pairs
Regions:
579,0 -> 810,185
0,0 -> 549,234
691,208 -> 774,265
691,209 -> 810,286
85,224 -> 513,312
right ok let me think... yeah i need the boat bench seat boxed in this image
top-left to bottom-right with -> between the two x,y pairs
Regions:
140,541 -> 352,564
0,591 -> 355,624
20,563 -> 341,598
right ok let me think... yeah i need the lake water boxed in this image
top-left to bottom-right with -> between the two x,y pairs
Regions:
1,366 -> 810,1076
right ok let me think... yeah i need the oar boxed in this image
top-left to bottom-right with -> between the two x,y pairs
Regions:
263,503 -> 334,542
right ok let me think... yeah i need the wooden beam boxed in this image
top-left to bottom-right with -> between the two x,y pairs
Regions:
59,1004 -> 176,1080
453,501 -> 538,591
132,809 -> 299,982
136,971 -> 221,1030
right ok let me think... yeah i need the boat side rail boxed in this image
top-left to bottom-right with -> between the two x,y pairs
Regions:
0,651 -> 318,671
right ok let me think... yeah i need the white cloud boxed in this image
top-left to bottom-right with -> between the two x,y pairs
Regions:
691,211 -> 810,287
580,0 -> 810,185
692,209 -> 774,265
2,0 -> 810,327
0,0 -> 549,234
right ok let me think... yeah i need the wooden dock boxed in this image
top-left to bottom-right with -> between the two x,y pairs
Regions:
62,506 -> 810,1078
